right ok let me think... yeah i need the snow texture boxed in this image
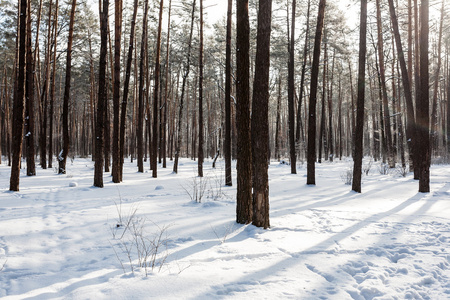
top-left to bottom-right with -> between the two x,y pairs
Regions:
0,157 -> 449,299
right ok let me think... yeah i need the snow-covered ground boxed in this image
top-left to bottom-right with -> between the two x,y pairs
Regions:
0,157 -> 449,299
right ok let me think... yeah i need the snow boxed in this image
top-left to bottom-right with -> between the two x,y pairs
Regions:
0,157 -> 449,299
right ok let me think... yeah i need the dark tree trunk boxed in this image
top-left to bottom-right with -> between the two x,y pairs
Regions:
236,0 -> 252,224
58,0 -> 76,174
318,37 -> 327,163
296,0 -> 310,145
287,0 -> 296,174
275,74 -> 282,161
375,0 -> 395,168
224,0 -> 232,186
10,0 -> 28,191
25,0 -> 38,176
387,0 -> 415,172
119,0 -> 138,180
94,0 -> 109,188
306,0 -> 326,185
162,0 -> 172,169
352,0 -> 367,193
198,0 -> 204,177
173,0 -> 196,174
152,0 -> 164,178
417,0 -> 430,192
251,0 -> 272,229
137,0 -> 149,173
48,0 -> 58,169
111,0 -> 122,183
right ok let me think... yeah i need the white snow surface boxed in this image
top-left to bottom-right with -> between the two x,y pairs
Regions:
0,158 -> 449,299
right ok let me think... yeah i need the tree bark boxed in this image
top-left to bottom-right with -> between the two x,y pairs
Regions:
224,0 -> 233,186
287,0 -> 296,174
351,0 -> 367,193
173,0 -> 196,174
236,0 -> 252,224
417,0 -> 430,192
198,0 -> 204,177
152,0 -> 164,178
10,0 -> 28,191
94,0 -> 109,188
58,0 -> 76,174
306,0 -> 326,185
251,0 -> 272,229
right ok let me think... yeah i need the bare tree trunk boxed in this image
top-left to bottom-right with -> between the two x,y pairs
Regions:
162,0 -> 172,169
236,0 -> 252,223
48,0 -> 58,169
275,74 -> 282,161
173,0 -> 196,174
352,0 -> 367,193
296,0 -> 310,145
119,0 -> 138,180
375,0 -> 395,168
251,0 -> 272,229
198,0 -> 204,177
306,0 -> 326,185
111,0 -> 122,182
94,0 -> 109,188
417,0 -> 430,192
151,0 -> 164,178
137,0 -> 149,173
58,0 -> 76,174
224,0 -> 232,186
287,0 -> 296,173
318,36 -> 327,163
328,49 -> 335,162
387,0 -> 415,172
10,0 -> 28,191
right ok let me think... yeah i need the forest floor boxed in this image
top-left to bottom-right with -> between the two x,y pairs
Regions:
0,157 -> 449,299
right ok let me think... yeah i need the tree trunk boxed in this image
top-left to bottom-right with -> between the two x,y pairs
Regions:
10,0 -> 28,191
236,0 -> 252,224
198,0 -> 204,177
351,0 -> 367,193
48,0 -> 58,169
275,74 -> 282,161
137,0 -> 149,173
224,0 -> 233,186
296,0 -> 310,145
58,0 -> 76,174
162,0 -> 172,169
417,0 -> 430,192
306,0 -> 326,185
287,0 -> 296,174
318,36 -> 327,163
375,0 -> 395,168
111,0 -> 122,183
94,0 -> 109,188
251,0 -> 272,229
387,0 -> 415,172
151,0 -> 164,178
173,0 -> 196,174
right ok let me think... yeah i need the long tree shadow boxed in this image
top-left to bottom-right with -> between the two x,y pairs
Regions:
195,191 -> 428,298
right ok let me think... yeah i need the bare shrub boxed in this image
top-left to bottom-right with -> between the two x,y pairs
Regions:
110,199 -> 170,276
363,158 -> 373,176
182,173 -> 208,203
378,163 -> 390,175
340,167 -> 353,185
396,165 -> 409,177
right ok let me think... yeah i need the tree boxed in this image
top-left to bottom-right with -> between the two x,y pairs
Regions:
119,0 -> 138,181
137,0 -> 149,173
152,0 -> 164,178
94,0 -> 109,188
197,0 -> 204,177
351,0 -> 367,193
224,0 -> 233,186
251,0 -> 272,229
236,0 -> 252,224
306,0 -> 326,185
10,0 -> 28,191
58,0 -> 77,174
112,0 -> 122,183
287,0 -> 296,174
417,0 -> 430,192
